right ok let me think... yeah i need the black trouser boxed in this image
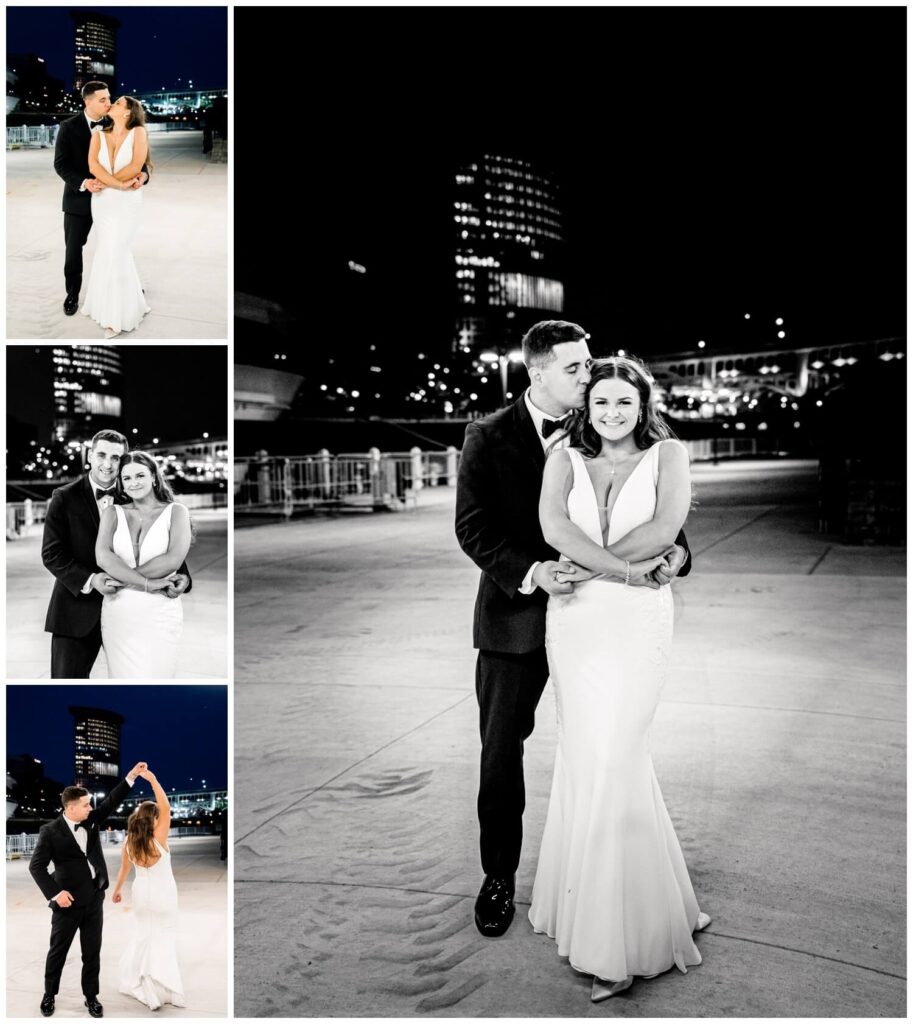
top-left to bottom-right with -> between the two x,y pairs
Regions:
476,646 -> 549,880
51,623 -> 102,679
63,212 -> 93,297
45,890 -> 104,997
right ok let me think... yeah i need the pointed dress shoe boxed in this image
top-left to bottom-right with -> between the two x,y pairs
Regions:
474,875 -> 515,937
40,994 -> 55,1016
63,294 -> 79,315
85,996 -> 104,1018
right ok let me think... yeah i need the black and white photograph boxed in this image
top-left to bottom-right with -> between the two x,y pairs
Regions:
6,5 -> 228,340
7,345 -> 229,680
6,685 -> 229,1017
232,7 -> 905,1019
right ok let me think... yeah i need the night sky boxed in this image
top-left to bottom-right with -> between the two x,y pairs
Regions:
235,7 -> 905,374
7,346 -> 228,452
6,6 -> 227,93
7,685 -> 228,792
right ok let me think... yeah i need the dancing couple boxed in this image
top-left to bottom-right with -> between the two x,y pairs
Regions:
42,429 -> 193,679
30,762 -> 184,1017
456,319 -> 710,1002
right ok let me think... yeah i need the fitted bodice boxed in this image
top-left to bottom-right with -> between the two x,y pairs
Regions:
112,502 -> 174,568
565,441 -> 672,547
129,837 -> 171,873
99,127 -> 135,174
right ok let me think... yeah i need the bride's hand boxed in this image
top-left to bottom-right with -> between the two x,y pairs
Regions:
112,890 -> 122,904
629,555 -> 668,579
144,577 -> 172,593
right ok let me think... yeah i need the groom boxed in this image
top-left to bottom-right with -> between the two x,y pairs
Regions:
455,320 -> 692,937
53,81 -> 148,316
29,761 -> 149,1018
42,429 -> 191,678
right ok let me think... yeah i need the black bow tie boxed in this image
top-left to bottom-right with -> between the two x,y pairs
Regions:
74,822 -> 86,831
95,487 -> 114,500
541,416 -> 568,439
89,119 -> 107,129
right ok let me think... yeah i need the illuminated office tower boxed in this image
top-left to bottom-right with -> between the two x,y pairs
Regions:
52,346 -> 124,445
72,11 -> 119,93
453,154 -> 565,353
70,706 -> 124,798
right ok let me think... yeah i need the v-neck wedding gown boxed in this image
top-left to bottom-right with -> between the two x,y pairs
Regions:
100,503 -> 182,678
528,439 -> 706,981
81,127 -> 151,333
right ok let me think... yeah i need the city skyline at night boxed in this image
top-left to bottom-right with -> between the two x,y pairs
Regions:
7,686 -> 228,793
6,6 -> 227,95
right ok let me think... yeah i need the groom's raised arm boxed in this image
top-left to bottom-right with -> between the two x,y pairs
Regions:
42,489 -> 100,597
455,422 -> 542,597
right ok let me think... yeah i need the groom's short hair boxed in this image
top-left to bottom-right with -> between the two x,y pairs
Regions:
90,429 -> 129,451
61,786 -> 89,808
81,81 -> 109,101
522,320 -> 588,369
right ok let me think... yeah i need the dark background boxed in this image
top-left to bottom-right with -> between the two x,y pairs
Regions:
6,6 -> 228,93
7,684 -> 228,792
235,7 -> 905,374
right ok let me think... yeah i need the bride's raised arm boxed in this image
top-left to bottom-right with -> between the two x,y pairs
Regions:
603,440 -> 691,561
141,771 -> 172,843
87,131 -> 131,191
133,504 -> 192,579
539,449 -> 663,579
112,126 -> 148,182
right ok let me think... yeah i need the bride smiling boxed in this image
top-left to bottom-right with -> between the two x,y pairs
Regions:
94,451 -> 192,678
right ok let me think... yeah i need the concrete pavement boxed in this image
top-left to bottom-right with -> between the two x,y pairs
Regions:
6,509 -> 228,680
7,131 -> 227,339
7,835 -> 228,1017
233,460 -> 905,1017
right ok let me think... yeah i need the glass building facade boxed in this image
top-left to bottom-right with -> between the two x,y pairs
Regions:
70,706 -> 125,798
453,154 -> 565,353
52,346 -> 124,445
72,12 -> 119,93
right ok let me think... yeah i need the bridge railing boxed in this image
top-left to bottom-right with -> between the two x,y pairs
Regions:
6,499 -> 49,539
6,826 -> 218,859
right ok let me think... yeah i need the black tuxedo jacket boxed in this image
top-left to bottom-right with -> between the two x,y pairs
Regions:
455,395 -> 692,655
29,778 -> 132,906
42,475 -> 192,637
53,114 -> 148,217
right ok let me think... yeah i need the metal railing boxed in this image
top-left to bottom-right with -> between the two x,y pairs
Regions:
6,125 -> 58,149
6,499 -> 49,539
235,447 -> 460,516
6,826 -> 217,859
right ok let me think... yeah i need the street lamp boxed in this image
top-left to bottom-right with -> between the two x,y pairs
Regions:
480,350 -> 524,406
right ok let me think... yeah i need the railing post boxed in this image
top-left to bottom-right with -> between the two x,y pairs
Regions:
319,449 -> 333,499
446,446 -> 458,486
410,446 -> 424,491
368,447 -> 384,508
254,450 -> 271,508
23,497 -> 34,533
282,458 -> 293,519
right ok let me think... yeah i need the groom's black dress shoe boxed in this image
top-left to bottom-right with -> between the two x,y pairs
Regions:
85,996 -> 104,1018
40,994 -> 55,1016
474,875 -> 515,937
63,294 -> 79,315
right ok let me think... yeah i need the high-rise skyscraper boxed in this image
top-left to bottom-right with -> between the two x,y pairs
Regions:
453,154 -> 565,354
52,346 -> 124,445
70,706 -> 124,798
72,11 -> 119,93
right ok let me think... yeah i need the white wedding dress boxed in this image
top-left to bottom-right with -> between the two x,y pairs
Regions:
118,838 -> 186,1010
528,440 -> 705,981
81,127 -> 151,333
101,503 -> 183,678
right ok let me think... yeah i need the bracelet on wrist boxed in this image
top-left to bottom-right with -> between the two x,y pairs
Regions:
624,560 -> 631,586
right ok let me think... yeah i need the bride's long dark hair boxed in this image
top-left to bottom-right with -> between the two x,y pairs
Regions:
557,354 -> 678,458
102,95 -> 154,171
125,801 -> 159,866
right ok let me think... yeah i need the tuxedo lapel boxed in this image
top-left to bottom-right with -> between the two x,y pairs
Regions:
56,815 -> 82,854
81,475 -> 101,527
512,396 -> 546,472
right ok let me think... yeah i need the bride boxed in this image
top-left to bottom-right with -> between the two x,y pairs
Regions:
113,768 -> 186,1010
82,95 -> 152,338
94,452 -> 192,678
529,355 -> 710,1001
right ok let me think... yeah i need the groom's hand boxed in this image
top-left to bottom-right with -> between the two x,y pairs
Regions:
162,573 -> 189,599
91,573 -> 124,595
53,891 -> 74,908
128,174 -> 144,190
83,178 -> 105,193
533,560 -> 577,596
650,544 -> 687,586
127,762 -> 148,781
